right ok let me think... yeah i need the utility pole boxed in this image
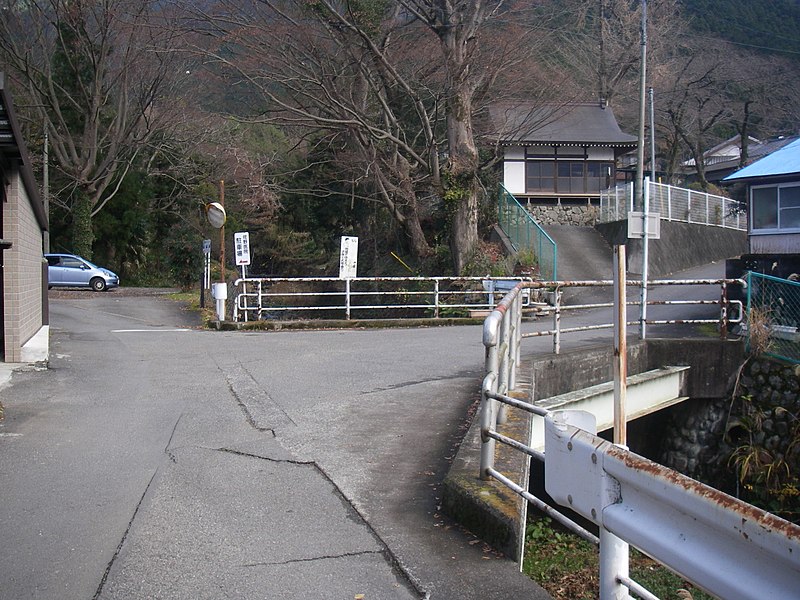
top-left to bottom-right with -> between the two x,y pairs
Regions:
649,86 -> 656,182
43,129 -> 49,253
635,0 -> 648,210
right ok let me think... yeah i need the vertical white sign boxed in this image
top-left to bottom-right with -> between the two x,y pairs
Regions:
339,236 -> 358,279
234,231 -> 251,266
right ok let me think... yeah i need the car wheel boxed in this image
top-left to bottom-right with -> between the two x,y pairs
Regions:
90,277 -> 107,292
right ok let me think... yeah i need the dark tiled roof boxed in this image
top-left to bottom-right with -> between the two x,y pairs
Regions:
488,102 -> 638,147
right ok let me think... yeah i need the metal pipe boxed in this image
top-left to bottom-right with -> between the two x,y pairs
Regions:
487,468 -> 599,546
479,371 -> 498,479
641,177 -> 650,340
553,288 -> 562,354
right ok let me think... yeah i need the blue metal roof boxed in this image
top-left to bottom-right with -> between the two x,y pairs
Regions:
723,137 -> 800,181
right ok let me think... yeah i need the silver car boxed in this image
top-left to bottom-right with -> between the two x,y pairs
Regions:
45,253 -> 120,291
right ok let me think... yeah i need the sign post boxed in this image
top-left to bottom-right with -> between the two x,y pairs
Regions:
201,239 -> 211,309
234,231 -> 251,277
628,178 -> 659,339
339,236 -> 358,279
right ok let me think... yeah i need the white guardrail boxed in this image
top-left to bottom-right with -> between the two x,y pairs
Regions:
231,275 -> 532,322
480,280 -> 800,600
599,179 -> 747,231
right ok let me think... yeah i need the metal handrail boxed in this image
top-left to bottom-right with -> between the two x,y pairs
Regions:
477,278 -> 800,600
498,185 -> 557,280
231,275 -> 532,322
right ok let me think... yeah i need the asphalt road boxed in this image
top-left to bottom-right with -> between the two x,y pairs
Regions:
0,291 -> 550,600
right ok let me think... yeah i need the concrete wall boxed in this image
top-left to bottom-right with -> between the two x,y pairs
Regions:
442,337 -> 746,557
3,166 -> 46,362
596,220 -> 747,276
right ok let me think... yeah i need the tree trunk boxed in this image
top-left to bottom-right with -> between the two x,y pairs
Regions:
72,194 -> 94,259
449,183 -> 479,274
441,24 -> 480,274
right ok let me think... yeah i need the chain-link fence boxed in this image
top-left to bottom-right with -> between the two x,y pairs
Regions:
746,271 -> 800,364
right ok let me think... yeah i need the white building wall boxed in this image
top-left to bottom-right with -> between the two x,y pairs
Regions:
503,161 -> 526,195
4,167 -> 45,362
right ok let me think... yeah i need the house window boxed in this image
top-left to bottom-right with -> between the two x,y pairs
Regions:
751,183 -> 800,232
587,162 -> 613,193
557,161 -> 584,193
526,161 -> 554,192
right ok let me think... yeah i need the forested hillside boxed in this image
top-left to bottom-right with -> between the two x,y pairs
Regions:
1,0 -> 799,285
683,0 -> 800,57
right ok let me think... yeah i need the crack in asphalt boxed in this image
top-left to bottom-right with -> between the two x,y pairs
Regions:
360,371 -> 479,394
241,548 -> 384,568
216,447 -> 310,465
92,414 -> 185,599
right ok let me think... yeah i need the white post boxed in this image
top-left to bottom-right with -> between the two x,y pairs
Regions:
213,282 -> 227,322
640,177 -> 650,339
345,278 -> 351,320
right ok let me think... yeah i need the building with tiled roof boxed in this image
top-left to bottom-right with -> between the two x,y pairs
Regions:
488,102 -> 637,205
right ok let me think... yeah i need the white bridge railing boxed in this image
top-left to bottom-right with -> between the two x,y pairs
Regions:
600,179 -> 747,231
480,279 -> 800,599
231,275 -> 532,322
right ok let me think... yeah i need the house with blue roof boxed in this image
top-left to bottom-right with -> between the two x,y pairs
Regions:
724,137 -> 800,257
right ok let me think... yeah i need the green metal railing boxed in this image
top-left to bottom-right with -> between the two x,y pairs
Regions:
746,271 -> 800,364
497,185 -> 557,280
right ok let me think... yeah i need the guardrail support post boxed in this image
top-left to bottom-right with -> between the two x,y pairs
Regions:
600,528 -> 630,600
345,278 -> 351,320
552,288 -> 562,354
720,281 -> 728,339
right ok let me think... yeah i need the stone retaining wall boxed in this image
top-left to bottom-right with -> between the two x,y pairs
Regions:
525,204 -> 598,227
659,356 -> 800,514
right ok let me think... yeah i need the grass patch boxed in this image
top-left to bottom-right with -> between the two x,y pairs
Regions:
166,289 -> 216,325
523,516 -> 715,599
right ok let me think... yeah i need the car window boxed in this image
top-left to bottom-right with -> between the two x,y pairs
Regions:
60,257 -> 85,269
46,256 -> 61,266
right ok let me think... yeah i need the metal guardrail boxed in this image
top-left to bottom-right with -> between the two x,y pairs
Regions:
498,185 -> 557,280
477,278 -> 796,599
513,278 -> 742,354
231,275 -> 532,322
599,179 -> 747,231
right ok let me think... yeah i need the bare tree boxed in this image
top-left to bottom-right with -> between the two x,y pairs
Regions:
0,0 -> 188,257
184,0 -> 545,272
549,0 -> 683,111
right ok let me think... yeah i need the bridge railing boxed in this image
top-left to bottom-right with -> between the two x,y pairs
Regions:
599,179 -> 747,231
498,185 -> 557,280
478,278 -> 798,600
231,275 -> 533,322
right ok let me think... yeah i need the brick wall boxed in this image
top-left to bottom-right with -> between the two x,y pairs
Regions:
4,166 -> 44,362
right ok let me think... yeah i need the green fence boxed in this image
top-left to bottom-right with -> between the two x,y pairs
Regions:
497,185 -> 557,280
746,271 -> 800,364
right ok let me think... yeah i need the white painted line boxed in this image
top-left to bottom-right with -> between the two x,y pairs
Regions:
111,329 -> 192,333
0,433 -> 23,438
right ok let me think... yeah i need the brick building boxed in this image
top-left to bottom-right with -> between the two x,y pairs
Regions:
0,73 -> 49,363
